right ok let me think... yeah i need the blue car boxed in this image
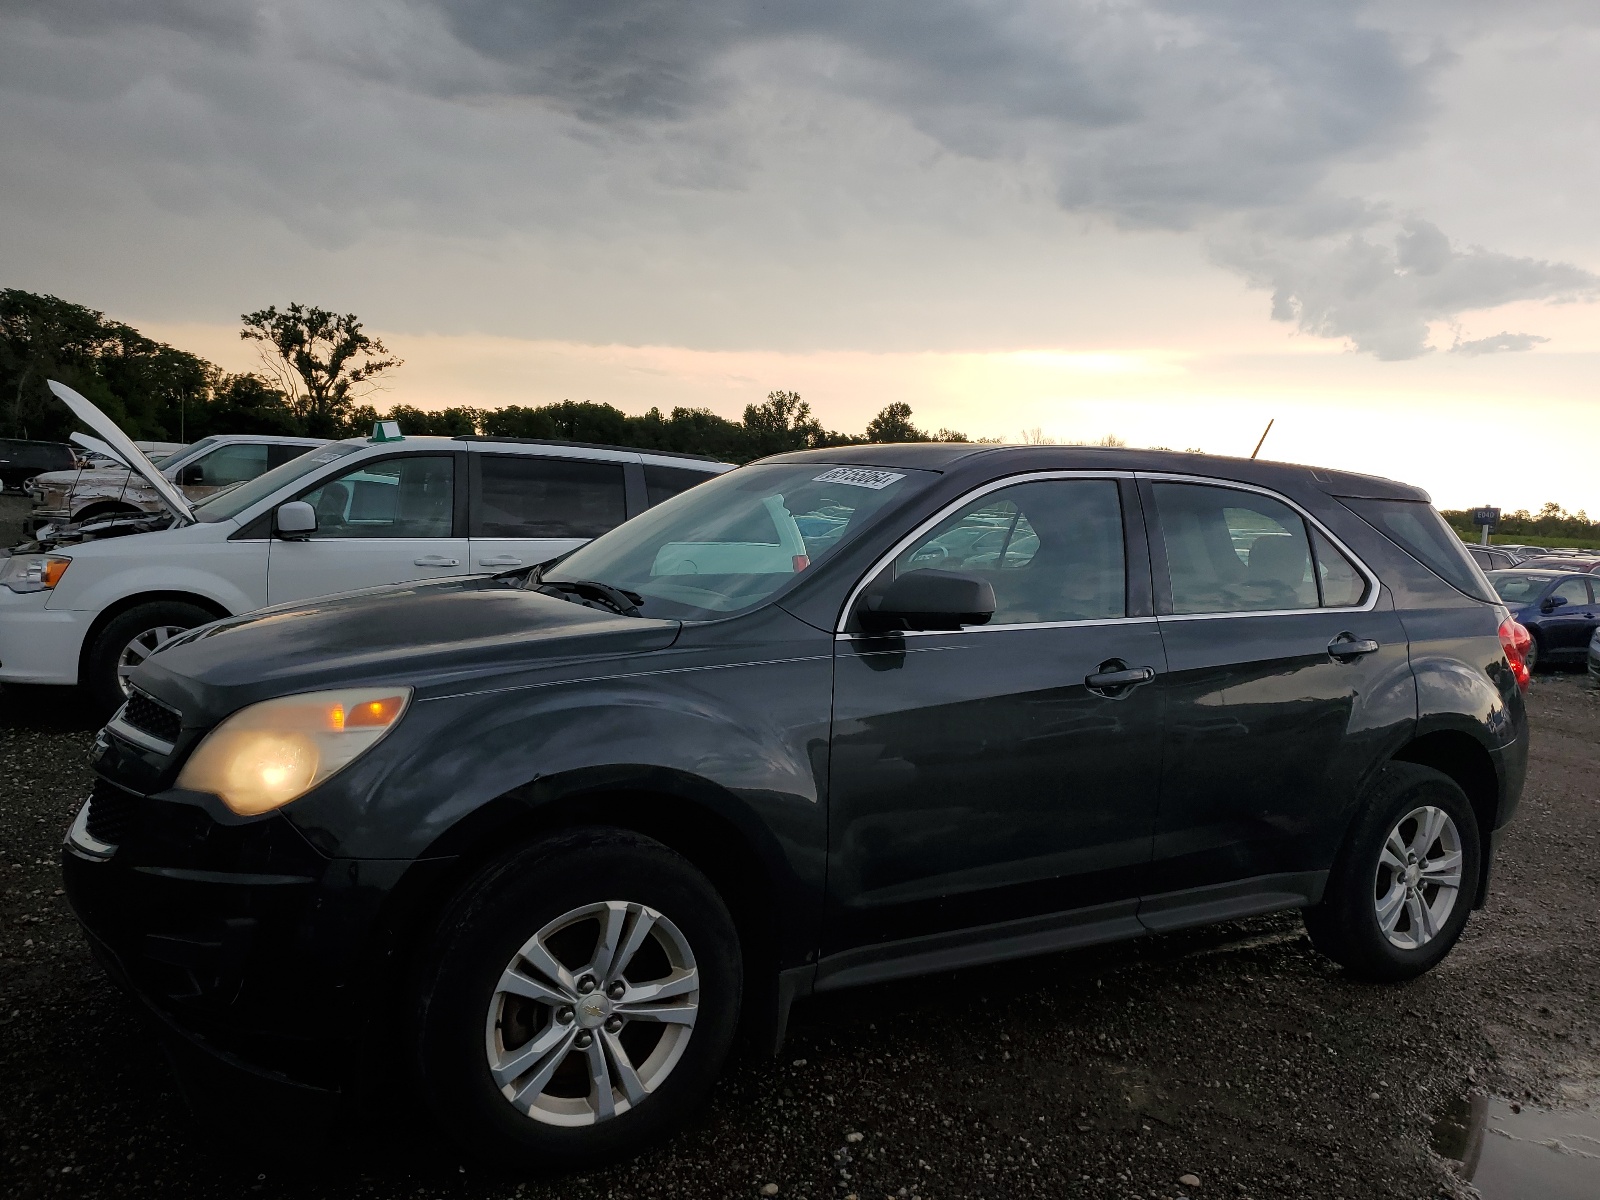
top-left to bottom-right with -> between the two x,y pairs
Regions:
1486,569 -> 1600,671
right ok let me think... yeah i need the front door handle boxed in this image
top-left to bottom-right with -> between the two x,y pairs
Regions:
414,555 -> 461,567
1085,663 -> 1156,693
1328,633 -> 1380,660
477,555 -> 524,567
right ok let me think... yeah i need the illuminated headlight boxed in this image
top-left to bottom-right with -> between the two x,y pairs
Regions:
176,687 -> 412,816
0,553 -> 71,593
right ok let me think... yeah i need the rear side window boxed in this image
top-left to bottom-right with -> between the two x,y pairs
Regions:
1152,483 -> 1368,614
475,455 -> 626,538
644,465 -> 717,507
1340,498 -> 1495,602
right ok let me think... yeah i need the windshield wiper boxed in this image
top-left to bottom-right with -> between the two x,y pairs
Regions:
534,578 -> 644,618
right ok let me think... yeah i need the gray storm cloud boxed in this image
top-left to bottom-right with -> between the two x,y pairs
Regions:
0,0 -> 1593,354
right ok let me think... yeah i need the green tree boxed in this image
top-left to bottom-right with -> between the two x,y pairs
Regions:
240,303 -> 402,437
864,402 -> 931,443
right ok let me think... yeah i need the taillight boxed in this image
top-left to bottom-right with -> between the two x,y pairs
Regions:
1498,617 -> 1532,692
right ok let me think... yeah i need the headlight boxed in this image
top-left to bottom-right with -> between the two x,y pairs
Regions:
176,687 -> 412,816
0,553 -> 71,593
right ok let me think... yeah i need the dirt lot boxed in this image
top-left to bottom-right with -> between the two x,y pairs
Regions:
2,659 -> 1597,1200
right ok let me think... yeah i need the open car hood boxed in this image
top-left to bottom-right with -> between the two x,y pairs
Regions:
69,431 -> 132,469
46,380 -> 193,523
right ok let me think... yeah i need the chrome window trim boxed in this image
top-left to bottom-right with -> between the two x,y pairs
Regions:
834,469 -> 1135,634
1139,471 -> 1380,618
834,467 -> 1381,635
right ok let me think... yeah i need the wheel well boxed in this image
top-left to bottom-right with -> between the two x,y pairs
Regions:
76,591 -> 230,684
74,500 -> 144,520
1390,730 -> 1500,904
387,788 -> 782,1049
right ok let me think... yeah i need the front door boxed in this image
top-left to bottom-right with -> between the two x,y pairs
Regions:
825,476 -> 1165,971
1540,576 -> 1597,657
1139,478 -> 1413,917
466,452 -> 631,574
267,453 -> 466,605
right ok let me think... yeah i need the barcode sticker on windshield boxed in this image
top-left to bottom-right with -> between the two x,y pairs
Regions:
812,468 -> 905,490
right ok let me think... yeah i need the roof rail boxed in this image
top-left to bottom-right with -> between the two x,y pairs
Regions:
452,435 -> 725,463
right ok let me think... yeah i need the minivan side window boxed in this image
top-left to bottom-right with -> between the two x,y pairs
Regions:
299,455 -> 455,538
891,478 -> 1125,624
644,464 -> 717,508
474,456 -> 627,538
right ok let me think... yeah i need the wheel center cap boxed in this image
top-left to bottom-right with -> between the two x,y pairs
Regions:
1405,863 -> 1422,887
575,993 -> 611,1029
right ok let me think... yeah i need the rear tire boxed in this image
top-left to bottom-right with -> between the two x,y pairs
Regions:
85,600 -> 215,714
413,827 -> 742,1169
1304,762 -> 1481,982
1524,632 -> 1542,674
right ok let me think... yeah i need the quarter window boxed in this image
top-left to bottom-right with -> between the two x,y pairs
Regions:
889,479 -> 1126,624
299,455 -> 455,539
475,456 -> 626,538
644,464 -> 717,507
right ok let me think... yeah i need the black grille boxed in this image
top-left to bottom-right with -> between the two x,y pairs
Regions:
123,689 -> 182,745
84,778 -> 141,846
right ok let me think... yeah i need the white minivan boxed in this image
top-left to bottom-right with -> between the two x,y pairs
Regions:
0,383 -> 731,709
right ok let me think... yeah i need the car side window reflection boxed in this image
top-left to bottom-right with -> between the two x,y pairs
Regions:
298,455 -> 455,539
1154,482 -> 1366,614
891,479 -> 1126,624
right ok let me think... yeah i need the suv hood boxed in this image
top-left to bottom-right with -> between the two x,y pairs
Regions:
135,576 -> 682,726
46,380 -> 193,522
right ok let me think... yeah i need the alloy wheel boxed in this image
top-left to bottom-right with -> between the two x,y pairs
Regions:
485,900 -> 699,1127
116,625 -> 189,696
1373,805 -> 1463,950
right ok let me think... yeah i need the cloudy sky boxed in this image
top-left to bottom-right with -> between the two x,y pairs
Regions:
4,1 -> 1598,511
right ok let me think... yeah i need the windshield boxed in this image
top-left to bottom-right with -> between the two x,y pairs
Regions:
1487,572 -> 1558,604
543,463 -> 935,620
153,437 -> 216,470
193,443 -> 361,522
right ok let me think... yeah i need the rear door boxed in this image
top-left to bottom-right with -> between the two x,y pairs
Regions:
466,452 -> 631,574
267,452 -> 466,604
1139,477 -> 1413,919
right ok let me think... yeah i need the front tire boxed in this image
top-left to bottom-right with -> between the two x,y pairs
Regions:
85,599 -> 215,713
414,827 -> 742,1168
1524,631 -> 1542,674
1304,762 -> 1481,982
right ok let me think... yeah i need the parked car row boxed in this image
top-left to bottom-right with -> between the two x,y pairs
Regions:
56,410 -> 1530,1166
0,383 -> 730,708
1485,569 -> 1600,671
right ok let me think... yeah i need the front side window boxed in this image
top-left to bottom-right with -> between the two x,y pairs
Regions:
183,442 -> 270,487
193,443 -> 361,522
887,479 -> 1125,624
475,456 -> 626,538
1549,578 -> 1594,607
542,463 -> 933,620
299,455 -> 455,539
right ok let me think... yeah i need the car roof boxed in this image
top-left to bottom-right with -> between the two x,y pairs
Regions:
756,443 -> 1428,500
201,434 -> 328,445
1485,569 -> 1587,580
329,435 -> 732,470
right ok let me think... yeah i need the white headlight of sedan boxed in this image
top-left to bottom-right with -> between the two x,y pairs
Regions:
177,687 -> 412,815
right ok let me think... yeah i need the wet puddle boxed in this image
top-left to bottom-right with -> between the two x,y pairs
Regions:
1433,1091 -> 1600,1198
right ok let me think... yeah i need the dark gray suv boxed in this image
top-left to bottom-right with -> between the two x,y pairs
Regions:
62,444 -> 1530,1166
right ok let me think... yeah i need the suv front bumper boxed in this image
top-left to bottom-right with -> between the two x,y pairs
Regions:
60,779 -> 438,1093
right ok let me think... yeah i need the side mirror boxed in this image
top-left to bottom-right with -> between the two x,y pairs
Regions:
1541,595 -> 1567,613
860,568 -> 996,632
275,500 -> 317,540
177,464 -> 204,486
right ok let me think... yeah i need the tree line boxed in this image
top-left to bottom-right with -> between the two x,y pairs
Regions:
0,289 -> 977,462
1441,503 -> 1600,549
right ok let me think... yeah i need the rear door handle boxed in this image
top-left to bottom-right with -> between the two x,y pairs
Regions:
1328,633 -> 1380,660
477,555 -> 524,567
414,555 -> 460,567
1085,664 -> 1156,691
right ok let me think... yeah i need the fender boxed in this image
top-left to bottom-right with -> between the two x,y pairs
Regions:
58,557 -> 262,620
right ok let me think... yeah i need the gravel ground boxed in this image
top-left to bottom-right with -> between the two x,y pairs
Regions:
2,628 -> 1597,1199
